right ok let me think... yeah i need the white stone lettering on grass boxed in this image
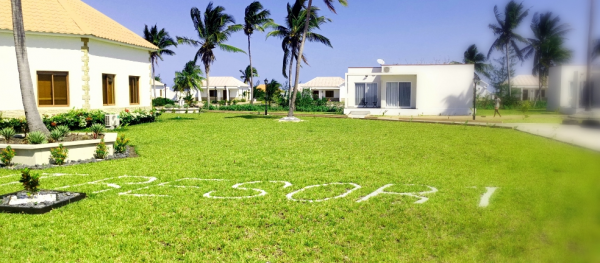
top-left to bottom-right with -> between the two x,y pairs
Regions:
478,187 -> 498,208
0,173 -> 89,187
286,183 -> 362,203
58,175 -> 157,194
119,178 -> 226,197
203,181 -> 292,199
356,184 -> 438,204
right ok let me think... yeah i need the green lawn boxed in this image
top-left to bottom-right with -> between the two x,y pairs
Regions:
1,113 -> 599,262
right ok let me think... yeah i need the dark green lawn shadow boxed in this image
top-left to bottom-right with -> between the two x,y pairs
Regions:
167,117 -> 196,121
224,115 -> 281,120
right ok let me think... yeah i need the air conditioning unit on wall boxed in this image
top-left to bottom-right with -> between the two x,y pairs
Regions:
383,67 -> 390,73
105,114 -> 120,130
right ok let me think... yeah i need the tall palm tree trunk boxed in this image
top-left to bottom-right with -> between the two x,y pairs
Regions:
11,0 -> 49,134
248,36 -> 254,105
205,65 -> 211,108
506,43 -> 512,97
534,73 -> 543,107
585,0 -> 594,111
289,0 -> 314,117
152,60 -> 156,100
288,55 -> 294,108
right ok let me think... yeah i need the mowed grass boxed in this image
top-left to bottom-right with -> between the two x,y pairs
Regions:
1,113 -> 599,262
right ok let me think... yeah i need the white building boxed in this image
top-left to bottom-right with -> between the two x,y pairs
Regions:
507,75 -> 548,101
0,0 -> 156,118
476,80 -> 493,99
344,64 -> 475,116
198,77 -> 250,102
299,77 -> 346,102
547,65 -> 600,114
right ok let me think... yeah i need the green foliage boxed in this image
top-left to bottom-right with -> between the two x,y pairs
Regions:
19,168 -> 40,193
27,131 -> 47,144
115,134 -> 130,154
164,104 -> 175,109
1,127 -> 16,143
520,101 -> 531,117
153,97 -> 175,107
89,123 -> 105,139
50,144 -> 68,165
0,146 -> 15,166
118,109 -> 161,127
56,125 -> 71,137
95,139 -> 108,159
49,129 -> 65,142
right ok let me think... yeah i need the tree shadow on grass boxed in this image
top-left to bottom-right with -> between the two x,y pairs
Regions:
167,117 -> 196,121
224,115 -> 281,120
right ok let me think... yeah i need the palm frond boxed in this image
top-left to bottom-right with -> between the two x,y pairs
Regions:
218,43 -> 246,54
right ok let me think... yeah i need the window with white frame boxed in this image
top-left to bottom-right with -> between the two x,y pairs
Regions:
386,82 -> 411,108
355,83 -> 378,107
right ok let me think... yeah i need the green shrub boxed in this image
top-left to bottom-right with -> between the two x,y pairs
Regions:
165,104 -> 175,109
152,97 -> 174,107
1,146 -> 15,166
95,139 -> 108,159
89,123 -> 105,139
19,168 -> 40,194
50,144 -> 68,165
27,131 -> 47,144
520,101 -> 531,117
56,125 -> 71,137
115,134 -> 130,154
49,129 -> 64,142
240,99 -> 247,103
1,127 -> 16,143
219,100 -> 227,106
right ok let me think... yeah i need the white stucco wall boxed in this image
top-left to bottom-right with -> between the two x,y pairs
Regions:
0,32 -> 151,118
344,65 -> 474,116
548,65 -> 600,114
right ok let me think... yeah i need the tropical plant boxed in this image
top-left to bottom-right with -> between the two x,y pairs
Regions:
289,0 -> 346,118
89,123 -> 105,139
263,79 -> 282,115
10,0 -> 49,134
49,129 -> 64,142
143,24 -> 177,99
267,0 -> 332,108
115,134 -> 130,154
95,139 -> 108,159
19,168 -> 40,194
1,146 -> 16,167
239,65 -> 259,91
1,127 -> 16,143
56,125 -> 70,138
521,12 -> 571,104
488,0 -> 530,96
244,1 -> 273,105
27,131 -> 46,144
463,44 -> 492,78
177,2 -> 245,108
50,144 -> 68,165
172,61 -> 204,102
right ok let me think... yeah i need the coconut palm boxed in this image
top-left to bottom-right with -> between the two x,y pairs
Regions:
10,0 -> 49,134
177,2 -> 245,107
144,25 -> 177,99
521,12 -> 571,103
463,44 -> 492,78
267,0 -> 332,110
488,1 -> 530,96
288,0 -> 347,119
173,61 -> 204,105
244,1 -> 272,105
240,66 -> 259,86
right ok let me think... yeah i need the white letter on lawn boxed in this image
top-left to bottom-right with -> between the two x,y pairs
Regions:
478,187 -> 498,208
286,183 -> 361,202
204,181 -> 292,199
356,184 -> 438,204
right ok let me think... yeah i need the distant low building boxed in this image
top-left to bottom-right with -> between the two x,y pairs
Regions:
506,75 -> 548,101
0,0 -> 157,118
198,77 -> 250,102
548,65 -> 600,114
299,77 -> 346,102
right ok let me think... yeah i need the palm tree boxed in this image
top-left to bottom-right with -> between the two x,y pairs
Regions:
267,0 -> 332,111
488,1 -> 529,96
144,25 -> 177,99
244,1 -> 273,105
10,0 -> 49,134
173,61 -> 204,103
264,79 -> 282,115
594,39 -> 600,60
240,65 -> 259,85
288,0 -> 347,119
521,12 -> 571,104
463,44 -> 491,120
177,2 -> 245,107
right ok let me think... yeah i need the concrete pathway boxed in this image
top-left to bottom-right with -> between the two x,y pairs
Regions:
496,123 -> 600,152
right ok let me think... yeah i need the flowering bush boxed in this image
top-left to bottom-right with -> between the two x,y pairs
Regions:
0,108 -> 161,131
119,108 -> 160,126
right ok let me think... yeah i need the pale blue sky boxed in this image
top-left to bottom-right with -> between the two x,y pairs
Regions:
84,0 -> 598,86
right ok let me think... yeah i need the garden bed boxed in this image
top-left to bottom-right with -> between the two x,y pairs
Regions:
0,133 -> 100,145
0,190 -> 85,214
0,133 -> 116,166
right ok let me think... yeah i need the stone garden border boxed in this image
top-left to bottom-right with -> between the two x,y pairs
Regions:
0,190 -> 86,214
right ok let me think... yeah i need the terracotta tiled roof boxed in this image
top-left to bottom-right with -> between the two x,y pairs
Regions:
202,77 -> 250,88
300,77 -> 345,88
0,0 -> 157,50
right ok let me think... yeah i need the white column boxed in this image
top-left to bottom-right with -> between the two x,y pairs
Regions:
226,87 -> 230,101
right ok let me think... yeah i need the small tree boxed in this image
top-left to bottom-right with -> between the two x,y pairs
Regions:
1,146 -> 16,167
19,168 -> 40,194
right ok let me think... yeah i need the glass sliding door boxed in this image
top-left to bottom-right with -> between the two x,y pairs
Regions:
386,82 -> 411,108
399,82 -> 411,107
355,83 -> 365,107
356,83 -> 378,108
